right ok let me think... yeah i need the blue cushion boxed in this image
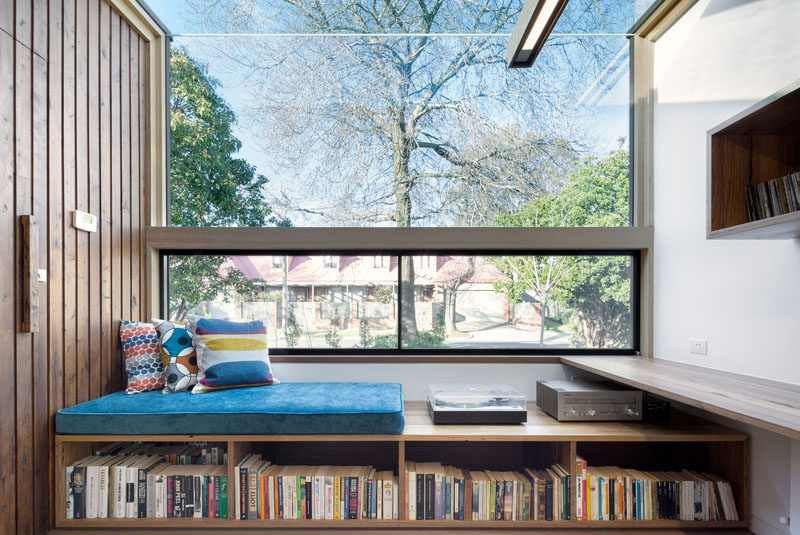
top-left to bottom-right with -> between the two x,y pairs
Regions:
55,382 -> 404,435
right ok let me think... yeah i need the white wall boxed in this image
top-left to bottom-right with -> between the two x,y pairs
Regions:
653,0 -> 800,382
653,0 -> 800,532
271,362 -> 571,401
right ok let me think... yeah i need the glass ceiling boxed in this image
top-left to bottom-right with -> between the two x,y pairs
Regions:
145,0 -> 659,36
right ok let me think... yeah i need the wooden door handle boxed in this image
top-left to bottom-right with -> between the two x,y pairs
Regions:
21,215 -> 39,333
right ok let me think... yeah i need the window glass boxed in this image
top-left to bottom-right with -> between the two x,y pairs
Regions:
167,253 -> 634,350
148,0 -> 652,229
168,254 -> 399,349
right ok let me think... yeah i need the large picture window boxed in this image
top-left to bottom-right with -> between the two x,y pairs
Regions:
146,0 -> 656,357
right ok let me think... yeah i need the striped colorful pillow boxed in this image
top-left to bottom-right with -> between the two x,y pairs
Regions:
190,318 -> 278,394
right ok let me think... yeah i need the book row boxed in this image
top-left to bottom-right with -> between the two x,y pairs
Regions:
405,461 -> 570,521
66,443 -> 228,519
235,454 -> 399,520
95,442 -> 228,466
574,457 -> 739,521
745,171 -> 800,221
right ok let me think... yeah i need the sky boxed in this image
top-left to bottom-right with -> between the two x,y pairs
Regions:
145,0 -> 651,226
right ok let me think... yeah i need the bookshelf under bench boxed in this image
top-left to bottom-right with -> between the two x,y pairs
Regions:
55,401 -> 750,531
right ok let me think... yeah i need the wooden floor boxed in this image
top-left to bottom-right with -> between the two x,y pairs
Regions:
561,356 -> 800,440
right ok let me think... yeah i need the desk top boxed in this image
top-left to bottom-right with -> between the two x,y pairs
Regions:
562,355 -> 800,441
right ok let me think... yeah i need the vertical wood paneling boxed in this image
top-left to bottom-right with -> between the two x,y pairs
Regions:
31,2 -> 49,532
15,0 -> 31,49
32,0 -> 47,59
139,37 -> 148,321
47,1 -> 65,532
110,8 -> 121,392
99,0 -> 112,395
120,23 -> 131,326
3,1 -> 152,531
129,31 -> 140,323
15,36 -> 35,535
0,27 -> 17,535
62,0 -> 77,409
74,0 -> 89,405
87,0 -> 101,399
32,52 -> 49,535
0,0 -> 13,35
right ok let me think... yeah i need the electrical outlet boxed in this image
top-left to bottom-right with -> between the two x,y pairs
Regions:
690,339 -> 707,355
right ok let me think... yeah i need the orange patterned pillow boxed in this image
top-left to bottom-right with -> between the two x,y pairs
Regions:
119,320 -> 165,394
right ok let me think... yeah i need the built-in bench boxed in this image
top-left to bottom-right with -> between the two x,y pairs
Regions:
55,382 -> 405,435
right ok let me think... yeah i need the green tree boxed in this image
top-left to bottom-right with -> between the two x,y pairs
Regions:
495,143 -> 631,348
168,48 -> 289,318
324,315 -> 342,349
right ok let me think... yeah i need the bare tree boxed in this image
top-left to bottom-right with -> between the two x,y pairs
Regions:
440,257 -> 476,336
185,0 -> 623,341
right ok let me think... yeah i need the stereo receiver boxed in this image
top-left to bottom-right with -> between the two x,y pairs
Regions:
536,380 -> 642,422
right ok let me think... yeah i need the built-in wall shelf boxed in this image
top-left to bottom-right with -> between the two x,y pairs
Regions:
55,402 -> 749,532
707,78 -> 800,239
562,356 -> 800,441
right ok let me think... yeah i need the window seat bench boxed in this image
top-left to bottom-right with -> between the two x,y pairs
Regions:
55,382 -> 405,435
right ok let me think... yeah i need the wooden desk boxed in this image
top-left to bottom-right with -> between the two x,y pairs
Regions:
562,356 -> 800,441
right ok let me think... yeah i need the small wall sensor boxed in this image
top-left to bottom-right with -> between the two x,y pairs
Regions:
72,210 -> 98,232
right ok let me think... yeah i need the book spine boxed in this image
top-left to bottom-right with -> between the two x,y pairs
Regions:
306,478 -> 312,519
278,476 -> 284,519
239,467 -> 247,519
493,480 -> 501,521
424,474 -> 434,520
333,476 -> 340,520
504,480 -> 512,521
219,474 -> 228,519
345,477 -> 354,519
298,476 -> 305,520
367,477 -> 374,520
471,479 -> 479,520
65,466 -> 75,519
175,474 -> 183,518
326,475 -> 334,520
545,478 -> 553,521
416,474 -> 424,520
146,472 -> 156,519
202,476 -> 208,518
72,466 -> 87,519
248,470 -> 257,519
137,468 -> 148,518
383,478 -> 393,520
166,475 -> 174,518
99,466 -> 109,519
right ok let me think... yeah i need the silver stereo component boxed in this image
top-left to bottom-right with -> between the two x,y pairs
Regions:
536,380 -> 642,421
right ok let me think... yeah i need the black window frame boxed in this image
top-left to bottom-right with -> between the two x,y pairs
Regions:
162,248 -> 640,357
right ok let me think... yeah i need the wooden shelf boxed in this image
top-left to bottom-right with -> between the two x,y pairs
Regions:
562,355 -> 800,441
707,78 -> 800,239
55,402 -> 749,531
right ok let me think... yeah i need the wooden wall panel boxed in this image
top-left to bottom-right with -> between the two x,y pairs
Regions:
0,27 -> 17,535
99,0 -> 113,396
75,0 -> 90,405
1,1 -> 152,532
63,0 -> 77,411
46,0 -> 65,531
14,37 -> 35,535
110,8 -> 122,393
88,0 -> 102,402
